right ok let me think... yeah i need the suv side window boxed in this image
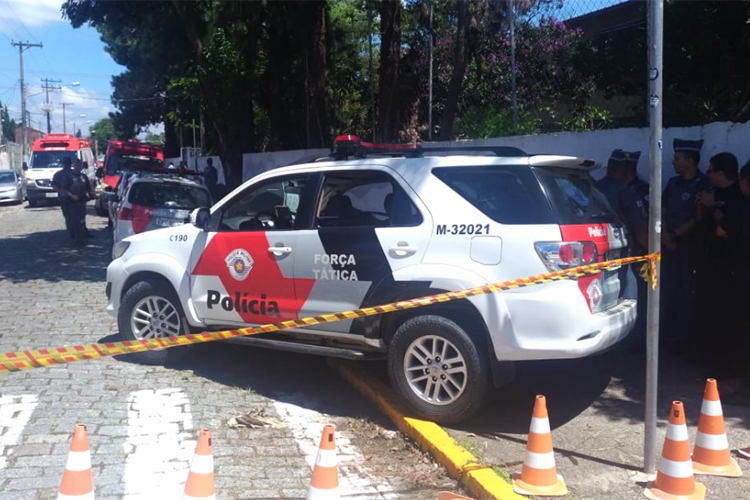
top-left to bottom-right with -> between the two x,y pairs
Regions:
432,166 -> 554,224
218,176 -> 306,231
316,171 -> 422,228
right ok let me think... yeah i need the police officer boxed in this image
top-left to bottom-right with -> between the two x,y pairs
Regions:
616,150 -> 649,349
661,138 -> 710,349
60,159 -> 95,246
51,157 -> 75,238
596,149 -> 628,217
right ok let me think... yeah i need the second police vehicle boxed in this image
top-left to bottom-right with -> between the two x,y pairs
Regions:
106,137 -> 635,423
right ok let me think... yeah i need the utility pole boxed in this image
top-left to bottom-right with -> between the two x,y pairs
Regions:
40,78 -> 61,133
11,40 -> 43,163
61,102 -> 74,134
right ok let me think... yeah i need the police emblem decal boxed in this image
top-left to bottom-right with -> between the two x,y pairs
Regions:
226,249 -> 254,281
681,192 -> 690,201
587,278 -> 603,310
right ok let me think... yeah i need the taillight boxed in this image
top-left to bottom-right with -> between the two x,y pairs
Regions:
118,205 -> 151,233
535,242 -> 599,271
118,207 -> 133,221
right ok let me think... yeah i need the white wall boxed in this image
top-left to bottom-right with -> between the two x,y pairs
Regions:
238,121 -> 750,184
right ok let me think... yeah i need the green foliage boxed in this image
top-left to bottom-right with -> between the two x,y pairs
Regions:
555,105 -> 614,132
458,106 -> 541,138
1,101 -> 16,142
88,118 -> 116,153
145,132 -> 165,145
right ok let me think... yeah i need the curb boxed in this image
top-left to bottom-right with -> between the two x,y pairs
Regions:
331,359 -> 526,500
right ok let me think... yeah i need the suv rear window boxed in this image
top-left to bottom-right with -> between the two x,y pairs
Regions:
129,182 -> 211,210
432,166 -> 554,224
532,166 -> 618,224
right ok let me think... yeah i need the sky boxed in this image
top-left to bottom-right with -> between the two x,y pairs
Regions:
0,0 -> 127,138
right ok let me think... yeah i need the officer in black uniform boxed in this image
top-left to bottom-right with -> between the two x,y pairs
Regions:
596,149 -> 628,217
617,150 -> 649,349
61,159 -> 95,246
661,138 -> 710,348
51,157 -> 75,238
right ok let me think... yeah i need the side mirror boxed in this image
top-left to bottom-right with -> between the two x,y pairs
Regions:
190,207 -> 210,230
104,186 -> 114,193
83,161 -> 89,170
107,193 -> 119,203
95,167 -> 104,179
22,162 -> 28,171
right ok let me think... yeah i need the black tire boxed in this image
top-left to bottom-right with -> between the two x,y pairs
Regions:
117,279 -> 190,365
28,198 -> 38,208
95,195 -> 108,217
387,315 -> 491,424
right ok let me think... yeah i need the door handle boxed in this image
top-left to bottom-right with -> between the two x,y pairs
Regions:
388,244 -> 417,257
268,246 -> 292,255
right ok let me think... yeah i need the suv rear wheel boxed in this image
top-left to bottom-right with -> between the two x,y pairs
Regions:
387,315 -> 490,424
118,279 -> 189,364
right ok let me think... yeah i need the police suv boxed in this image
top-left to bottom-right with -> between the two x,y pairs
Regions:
106,137 -> 635,423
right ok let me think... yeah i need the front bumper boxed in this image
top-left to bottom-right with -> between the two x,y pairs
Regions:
0,189 -> 23,202
26,184 -> 58,202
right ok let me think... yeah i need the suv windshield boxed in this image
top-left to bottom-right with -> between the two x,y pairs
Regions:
128,182 -> 211,210
107,155 -> 164,175
532,166 -> 619,224
30,151 -> 77,169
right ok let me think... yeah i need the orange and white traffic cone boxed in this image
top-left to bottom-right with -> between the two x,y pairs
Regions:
183,429 -> 215,500
57,423 -> 94,500
437,492 -> 476,500
692,378 -> 742,477
645,401 -> 705,500
512,395 -> 568,497
738,446 -> 750,460
307,424 -> 339,500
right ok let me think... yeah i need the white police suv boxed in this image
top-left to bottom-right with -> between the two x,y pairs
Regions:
106,137 -> 635,423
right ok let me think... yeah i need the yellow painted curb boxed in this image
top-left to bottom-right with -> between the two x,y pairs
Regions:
331,359 -> 527,500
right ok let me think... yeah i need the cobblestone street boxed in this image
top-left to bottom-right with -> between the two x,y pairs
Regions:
0,201 -> 456,500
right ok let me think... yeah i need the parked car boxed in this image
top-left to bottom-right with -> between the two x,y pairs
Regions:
106,137 -> 635,424
0,169 -> 26,204
109,169 -> 211,245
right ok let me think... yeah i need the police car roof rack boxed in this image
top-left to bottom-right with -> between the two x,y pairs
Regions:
128,165 -> 205,182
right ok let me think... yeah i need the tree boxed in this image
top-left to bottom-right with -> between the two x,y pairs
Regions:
88,118 -> 116,154
378,0 -> 402,141
1,101 -> 16,142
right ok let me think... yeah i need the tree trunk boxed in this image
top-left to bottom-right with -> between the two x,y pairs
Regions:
378,0 -> 402,142
440,0 -> 470,141
171,0 -> 239,187
308,1 -> 330,148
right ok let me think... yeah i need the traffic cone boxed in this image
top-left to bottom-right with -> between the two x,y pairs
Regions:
307,424 -> 339,500
738,446 -> 750,460
692,378 -> 742,477
438,491 -> 473,500
57,423 -> 94,500
512,395 -> 568,496
437,492 -> 476,500
183,429 -> 215,500
645,401 -> 705,500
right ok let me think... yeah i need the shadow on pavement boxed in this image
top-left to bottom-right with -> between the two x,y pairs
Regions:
0,205 -> 111,283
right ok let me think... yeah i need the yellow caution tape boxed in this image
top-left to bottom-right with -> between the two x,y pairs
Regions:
0,252 -> 660,374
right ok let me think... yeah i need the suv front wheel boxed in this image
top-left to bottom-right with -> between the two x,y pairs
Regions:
118,279 -> 189,364
387,315 -> 490,424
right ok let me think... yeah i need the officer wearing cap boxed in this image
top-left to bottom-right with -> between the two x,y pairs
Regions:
616,150 -> 649,349
661,138 -> 710,347
60,159 -> 95,246
596,149 -> 628,217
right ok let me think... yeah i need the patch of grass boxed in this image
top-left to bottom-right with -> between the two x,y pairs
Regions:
491,465 -> 512,484
457,438 -> 484,462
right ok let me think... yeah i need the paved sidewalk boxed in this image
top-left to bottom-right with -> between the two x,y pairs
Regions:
0,201 -> 456,499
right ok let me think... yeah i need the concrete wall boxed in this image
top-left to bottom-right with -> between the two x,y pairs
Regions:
0,142 -> 24,172
238,121 -> 750,184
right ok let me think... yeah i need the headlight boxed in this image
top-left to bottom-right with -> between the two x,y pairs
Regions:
26,180 -> 35,186
112,241 -> 130,260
